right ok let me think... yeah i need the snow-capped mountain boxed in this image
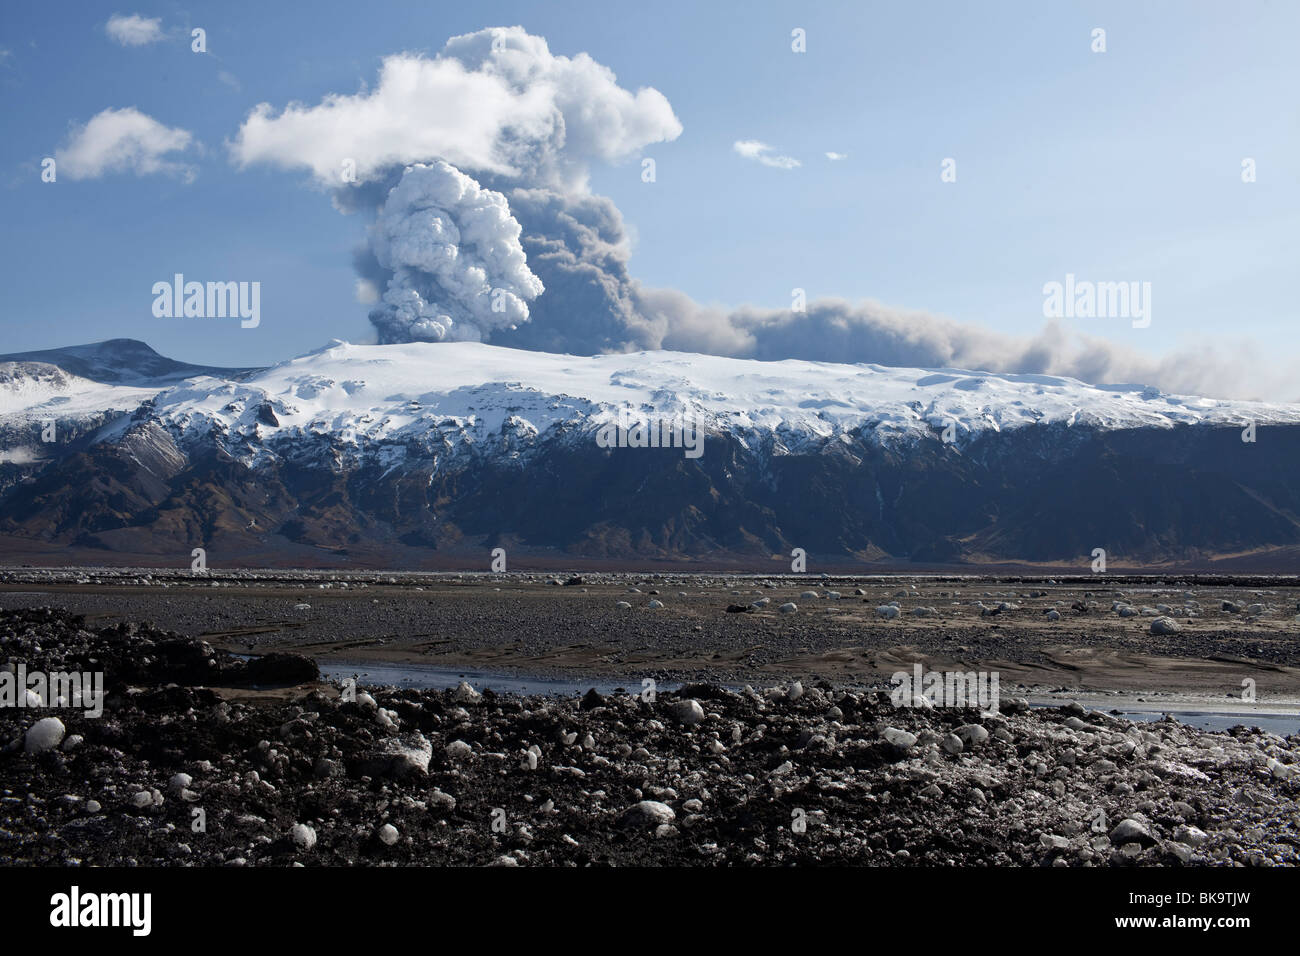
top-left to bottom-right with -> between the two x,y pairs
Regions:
3,338 -> 1300,569
9,337 -> 1298,462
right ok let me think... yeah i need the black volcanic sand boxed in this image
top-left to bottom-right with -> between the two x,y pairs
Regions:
2,606 -> 1299,867
3,569 -> 1300,700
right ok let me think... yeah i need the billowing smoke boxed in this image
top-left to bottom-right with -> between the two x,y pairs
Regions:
232,26 -> 1277,400
232,25 -> 680,347
366,161 -> 542,344
484,187 -> 646,354
470,194 -> 1265,400
623,293 -> 1279,400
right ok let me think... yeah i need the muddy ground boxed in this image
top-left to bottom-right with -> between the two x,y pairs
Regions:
3,569 -> 1299,706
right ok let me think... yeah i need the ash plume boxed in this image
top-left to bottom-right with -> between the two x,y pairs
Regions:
232,26 -> 1276,400
232,25 -> 679,347
366,161 -> 542,344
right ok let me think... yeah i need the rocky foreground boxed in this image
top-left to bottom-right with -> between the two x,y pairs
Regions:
1,607 -> 1298,866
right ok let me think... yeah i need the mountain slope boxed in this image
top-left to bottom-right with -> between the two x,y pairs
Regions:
2,339 -> 1299,569
0,338 -> 260,387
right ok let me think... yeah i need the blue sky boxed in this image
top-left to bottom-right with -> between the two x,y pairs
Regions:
1,1 -> 1297,397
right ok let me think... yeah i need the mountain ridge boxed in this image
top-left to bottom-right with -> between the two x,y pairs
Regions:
2,338 -> 1299,569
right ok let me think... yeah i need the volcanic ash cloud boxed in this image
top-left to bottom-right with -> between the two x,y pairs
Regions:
230,26 -> 1276,400
367,161 -> 544,344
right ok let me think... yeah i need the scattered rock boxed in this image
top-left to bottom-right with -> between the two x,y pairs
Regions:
667,699 -> 706,725
291,823 -> 317,851
24,717 -> 65,754
1110,818 -> 1155,846
882,727 -> 917,750
452,681 -> 481,704
364,733 -> 433,778
621,800 -> 676,827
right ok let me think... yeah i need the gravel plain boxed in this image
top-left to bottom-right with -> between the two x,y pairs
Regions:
2,597 -> 1298,866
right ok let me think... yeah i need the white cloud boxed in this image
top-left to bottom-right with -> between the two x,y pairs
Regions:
105,13 -> 164,47
733,140 -> 800,169
230,25 -> 682,193
825,151 -> 848,161
55,107 -> 196,181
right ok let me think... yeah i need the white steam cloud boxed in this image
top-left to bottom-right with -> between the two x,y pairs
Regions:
231,26 -> 682,193
367,161 -> 542,343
